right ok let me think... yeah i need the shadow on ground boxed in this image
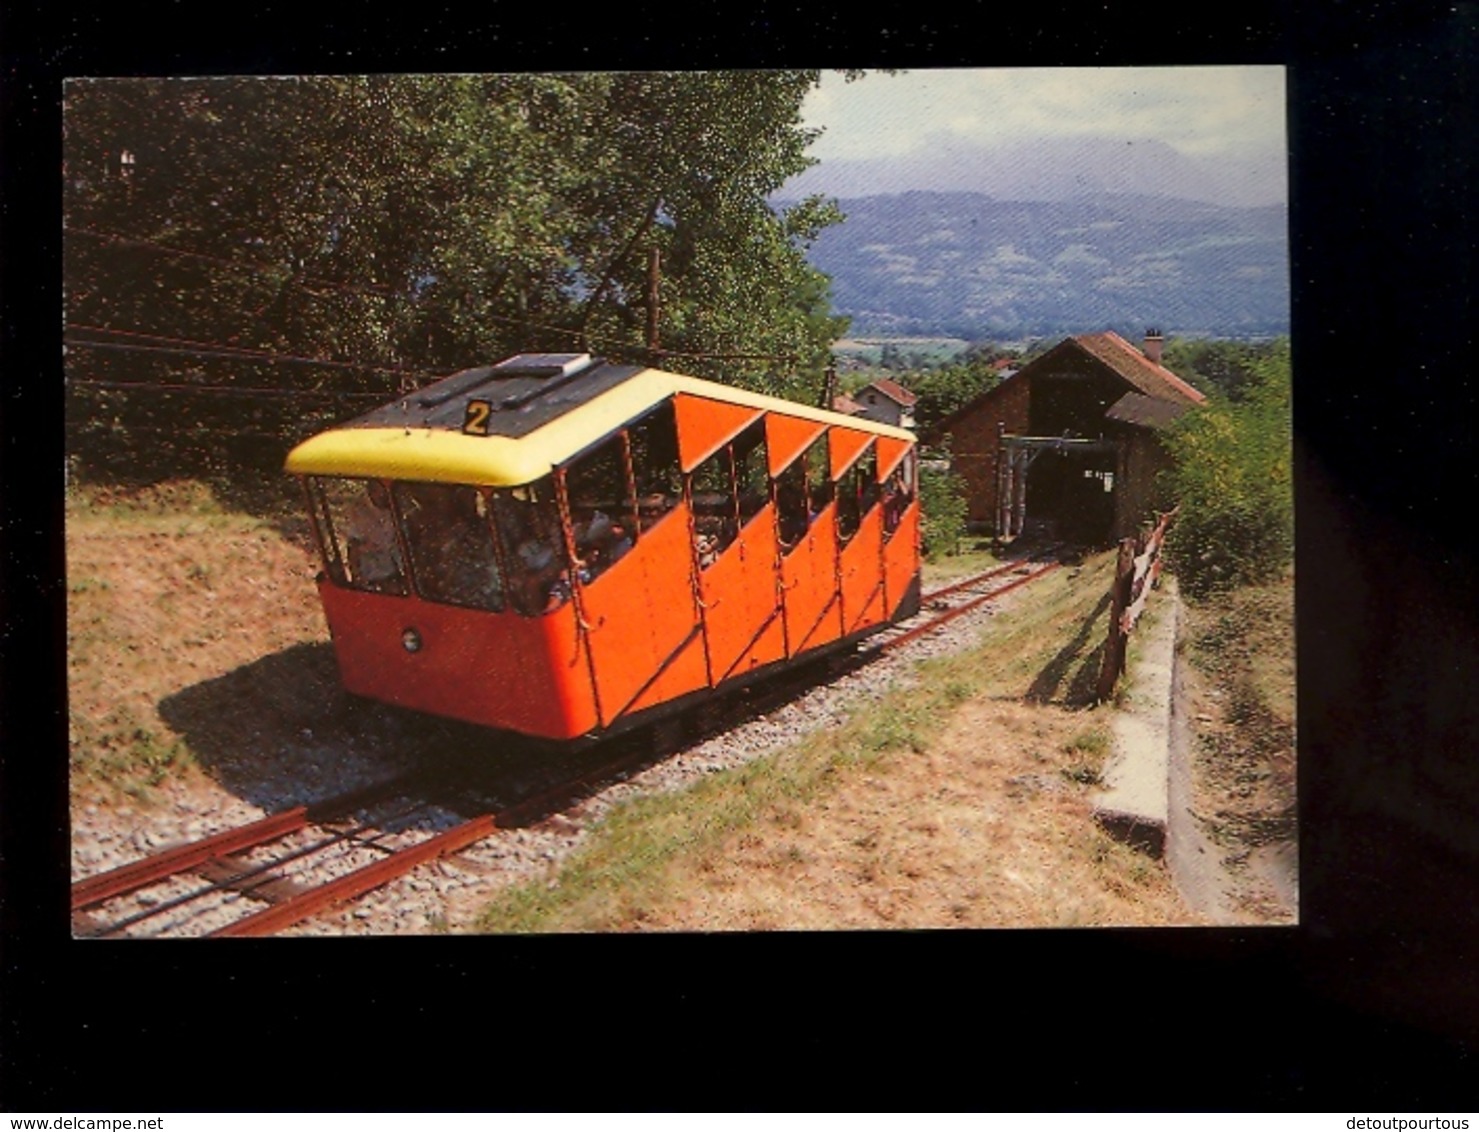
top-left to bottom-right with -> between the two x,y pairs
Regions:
1025,589 -> 1111,708
157,641 -> 533,814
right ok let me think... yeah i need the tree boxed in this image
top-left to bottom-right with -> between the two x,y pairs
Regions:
1161,339 -> 1292,598
63,73 -> 853,482
1162,337 -> 1283,403
910,354 -> 1002,433
919,454 -> 969,559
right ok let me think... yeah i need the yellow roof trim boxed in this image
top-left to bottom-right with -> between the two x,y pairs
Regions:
284,427 -> 554,486
285,366 -> 915,486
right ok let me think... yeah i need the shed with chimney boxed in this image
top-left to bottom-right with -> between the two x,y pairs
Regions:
927,330 -> 1204,545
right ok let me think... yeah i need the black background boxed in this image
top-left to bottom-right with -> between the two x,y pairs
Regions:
4,0 -> 1476,1110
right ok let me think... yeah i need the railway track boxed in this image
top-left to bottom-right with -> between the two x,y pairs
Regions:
879,544 -> 1064,654
70,734 -> 669,939
72,547 -> 1066,938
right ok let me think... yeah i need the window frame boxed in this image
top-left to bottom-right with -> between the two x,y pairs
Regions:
494,476 -> 574,617
836,439 -> 878,548
391,480 -> 510,613
882,449 -> 918,541
627,398 -> 684,536
306,475 -> 411,597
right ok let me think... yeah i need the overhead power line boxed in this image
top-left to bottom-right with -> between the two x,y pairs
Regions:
66,422 -> 326,441
66,226 -> 806,369
66,323 -> 446,381
67,378 -> 392,400
657,348 -> 801,363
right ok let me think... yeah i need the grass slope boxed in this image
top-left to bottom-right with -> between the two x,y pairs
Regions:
474,551 -> 1193,932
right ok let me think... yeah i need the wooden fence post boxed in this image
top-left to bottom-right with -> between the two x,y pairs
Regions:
1096,536 -> 1137,702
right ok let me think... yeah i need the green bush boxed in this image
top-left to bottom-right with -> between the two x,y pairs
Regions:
919,458 -> 969,559
1162,340 -> 1292,599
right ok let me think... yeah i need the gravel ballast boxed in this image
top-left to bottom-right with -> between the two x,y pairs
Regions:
72,588 -> 1026,938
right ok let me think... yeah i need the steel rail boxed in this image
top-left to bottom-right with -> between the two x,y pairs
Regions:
878,561 -> 1061,653
208,737 -> 665,937
76,797 -> 438,939
917,545 -> 1064,605
94,553 -> 1067,937
919,562 -> 1024,605
72,809 -> 311,911
209,814 -> 502,937
71,772 -> 423,910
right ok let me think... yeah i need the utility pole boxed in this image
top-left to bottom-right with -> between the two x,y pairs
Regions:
646,246 -> 662,367
818,360 -> 838,411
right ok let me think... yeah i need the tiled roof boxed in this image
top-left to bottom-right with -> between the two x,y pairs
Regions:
1072,332 -> 1206,406
861,378 -> 918,406
928,330 -> 1204,440
1105,391 -> 1194,430
831,393 -> 864,415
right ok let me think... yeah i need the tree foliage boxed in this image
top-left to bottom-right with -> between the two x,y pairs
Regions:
1162,339 -> 1292,598
919,456 -> 970,559
63,74 -> 851,483
910,354 -> 1004,433
1161,337 -> 1284,403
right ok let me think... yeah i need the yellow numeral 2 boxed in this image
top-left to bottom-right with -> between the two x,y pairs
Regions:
463,399 -> 492,436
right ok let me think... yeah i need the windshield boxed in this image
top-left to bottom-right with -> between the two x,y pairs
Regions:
393,481 -> 506,611
306,474 -> 571,615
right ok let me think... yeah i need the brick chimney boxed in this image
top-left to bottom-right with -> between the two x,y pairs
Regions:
1143,327 -> 1164,364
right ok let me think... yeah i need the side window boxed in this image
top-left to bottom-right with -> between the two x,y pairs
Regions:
837,452 -> 862,545
883,450 -> 916,539
311,476 -> 409,596
806,431 -> 833,515
393,482 -> 505,612
733,420 -> 769,529
858,444 -> 880,517
492,479 -> 571,616
689,442 -> 738,570
838,441 -> 879,547
776,431 -> 829,557
304,477 -> 344,581
628,400 -> 682,533
775,456 -> 808,554
565,432 -> 638,588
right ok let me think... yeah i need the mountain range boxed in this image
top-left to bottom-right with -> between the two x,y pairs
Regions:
784,137 -> 1286,210
793,190 -> 1290,340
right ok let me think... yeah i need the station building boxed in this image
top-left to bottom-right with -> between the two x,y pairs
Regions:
928,330 -> 1205,545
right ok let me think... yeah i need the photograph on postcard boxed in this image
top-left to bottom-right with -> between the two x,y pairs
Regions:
63,69 -> 1292,936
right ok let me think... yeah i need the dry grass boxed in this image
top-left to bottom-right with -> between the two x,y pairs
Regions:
66,482 -> 316,799
475,552 -> 1195,932
67,479 -> 1198,930
636,699 -> 1181,930
1178,574 -> 1297,920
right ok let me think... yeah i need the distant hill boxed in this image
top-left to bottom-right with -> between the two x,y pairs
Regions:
782,137 -> 1287,210
797,191 -> 1289,339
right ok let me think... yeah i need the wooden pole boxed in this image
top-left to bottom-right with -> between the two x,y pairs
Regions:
1011,446 -> 1023,535
997,435 -> 1012,539
646,246 -> 661,365
819,362 -> 838,411
1096,536 -> 1137,703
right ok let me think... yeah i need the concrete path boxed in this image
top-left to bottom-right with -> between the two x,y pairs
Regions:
1091,577 -> 1178,857
1090,575 -> 1250,922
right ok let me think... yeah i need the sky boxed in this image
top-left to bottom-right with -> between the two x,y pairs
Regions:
789,67 -> 1288,207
